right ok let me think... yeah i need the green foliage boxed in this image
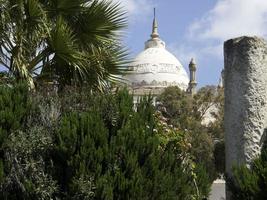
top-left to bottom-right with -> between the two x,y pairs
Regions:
157,86 -> 196,130
0,72 -> 14,84
52,89 -> 211,199
0,128 -> 57,200
0,83 -> 31,136
0,83 -> 32,184
157,86 -> 225,179
227,142 -> 267,200
0,85 -> 211,199
0,0 -> 128,89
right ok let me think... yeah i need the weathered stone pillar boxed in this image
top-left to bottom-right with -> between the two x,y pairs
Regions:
224,36 -> 267,199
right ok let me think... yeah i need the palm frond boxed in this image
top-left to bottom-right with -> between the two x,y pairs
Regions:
0,0 -> 129,91
68,0 -> 127,49
45,17 -> 89,84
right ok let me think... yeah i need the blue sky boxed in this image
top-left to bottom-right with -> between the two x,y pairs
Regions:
120,0 -> 267,87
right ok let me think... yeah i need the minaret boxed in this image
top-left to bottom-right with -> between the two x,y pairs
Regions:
187,58 -> 197,95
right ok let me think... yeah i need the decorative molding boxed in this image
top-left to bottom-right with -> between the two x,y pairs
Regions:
131,63 -> 182,74
131,79 -> 188,89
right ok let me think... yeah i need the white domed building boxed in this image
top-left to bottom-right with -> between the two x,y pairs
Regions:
124,12 -> 197,104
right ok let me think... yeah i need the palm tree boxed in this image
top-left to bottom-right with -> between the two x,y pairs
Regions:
0,0 -> 128,90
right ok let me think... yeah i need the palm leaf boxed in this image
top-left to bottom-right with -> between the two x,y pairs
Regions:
0,0 -> 129,90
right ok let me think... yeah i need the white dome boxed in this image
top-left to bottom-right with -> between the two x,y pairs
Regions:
124,16 -> 189,93
125,45 -> 189,91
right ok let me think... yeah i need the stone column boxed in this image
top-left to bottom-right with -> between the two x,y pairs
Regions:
224,36 -> 267,199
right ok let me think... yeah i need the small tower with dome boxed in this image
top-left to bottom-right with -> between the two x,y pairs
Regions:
187,58 -> 197,96
124,9 -> 194,103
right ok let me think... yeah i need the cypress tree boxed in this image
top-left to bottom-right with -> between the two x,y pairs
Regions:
0,83 -> 31,185
53,90 -> 210,199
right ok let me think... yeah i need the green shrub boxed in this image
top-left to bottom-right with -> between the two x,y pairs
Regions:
227,141 -> 267,200
1,128 -> 57,200
0,83 -> 32,186
157,86 -> 222,181
0,85 -> 211,199
53,90 -> 211,199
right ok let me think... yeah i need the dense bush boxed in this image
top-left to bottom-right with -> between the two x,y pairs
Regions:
0,84 -> 211,199
227,140 -> 267,200
0,83 -> 32,185
157,86 -> 225,180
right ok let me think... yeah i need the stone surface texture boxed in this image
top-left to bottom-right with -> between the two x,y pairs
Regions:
224,36 -> 267,199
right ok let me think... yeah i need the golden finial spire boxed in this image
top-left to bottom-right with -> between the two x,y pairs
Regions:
151,8 -> 159,39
